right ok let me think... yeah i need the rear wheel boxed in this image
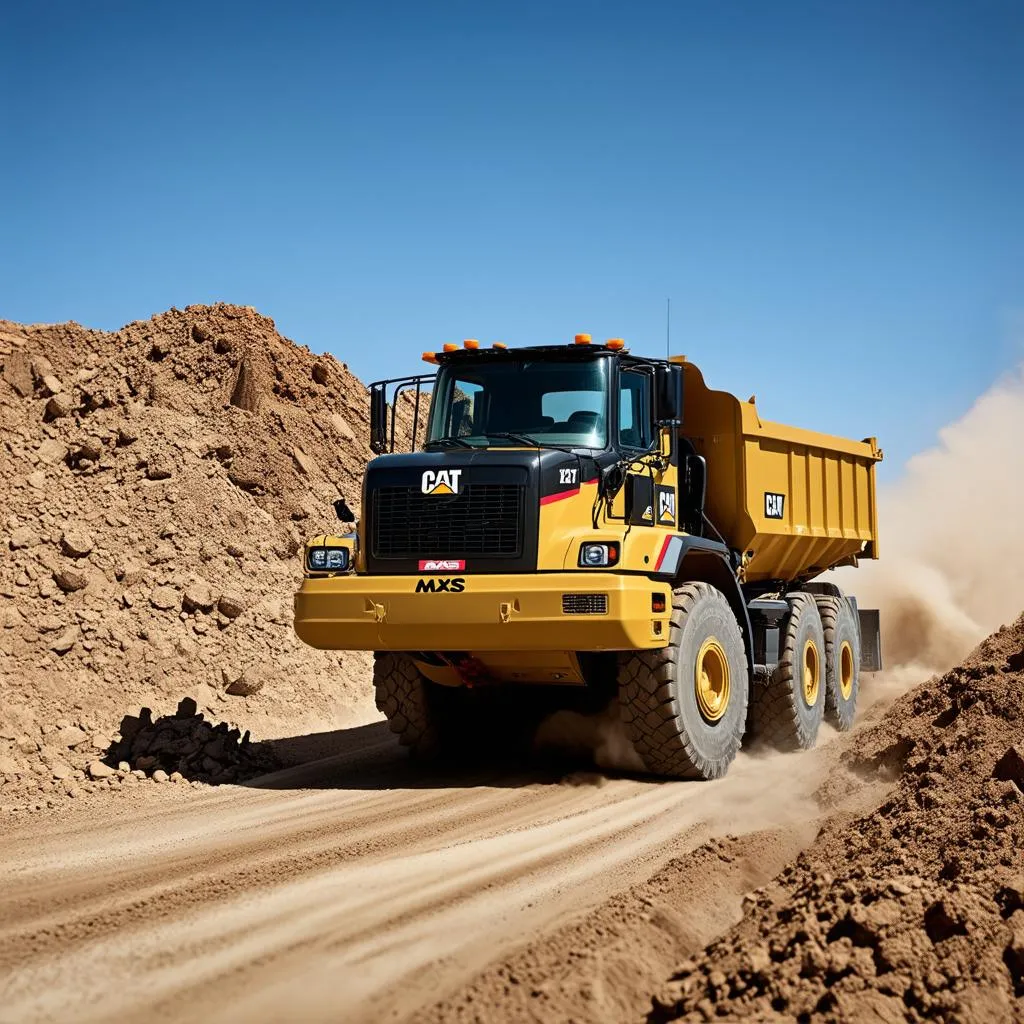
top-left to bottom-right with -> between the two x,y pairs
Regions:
750,592 -> 825,750
373,652 -> 440,756
817,595 -> 860,731
618,582 -> 748,780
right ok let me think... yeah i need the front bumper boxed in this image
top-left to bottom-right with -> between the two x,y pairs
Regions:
294,572 -> 672,652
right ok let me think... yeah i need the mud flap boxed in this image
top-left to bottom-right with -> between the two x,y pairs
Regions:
858,608 -> 882,672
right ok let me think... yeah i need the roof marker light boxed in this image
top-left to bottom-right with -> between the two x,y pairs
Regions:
574,333 -> 592,345
492,342 -> 508,349
443,343 -> 459,352
606,338 -> 625,350
463,339 -> 479,349
422,351 -> 439,364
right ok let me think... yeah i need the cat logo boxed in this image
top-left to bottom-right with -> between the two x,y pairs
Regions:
421,469 -> 462,495
657,488 -> 676,525
765,491 -> 785,519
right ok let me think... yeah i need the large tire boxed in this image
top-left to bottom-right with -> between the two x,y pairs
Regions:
817,595 -> 860,731
750,592 -> 825,750
618,582 -> 748,780
373,652 -> 440,756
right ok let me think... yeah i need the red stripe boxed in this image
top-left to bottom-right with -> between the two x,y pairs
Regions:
654,534 -> 673,571
540,488 -> 579,505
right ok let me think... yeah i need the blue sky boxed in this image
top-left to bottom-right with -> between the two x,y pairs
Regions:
2,0 -> 1022,476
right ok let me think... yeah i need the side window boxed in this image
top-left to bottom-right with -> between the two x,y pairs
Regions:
619,371 -> 652,449
451,379 -> 484,436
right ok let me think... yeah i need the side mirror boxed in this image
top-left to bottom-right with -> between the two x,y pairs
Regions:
369,385 -> 388,454
655,364 -> 683,424
682,453 -> 707,531
333,497 -> 356,523
599,461 -> 625,496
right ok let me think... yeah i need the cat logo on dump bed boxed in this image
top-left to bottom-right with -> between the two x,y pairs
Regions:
422,469 -> 462,495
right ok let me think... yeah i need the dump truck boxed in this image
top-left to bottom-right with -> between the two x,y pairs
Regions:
294,336 -> 882,779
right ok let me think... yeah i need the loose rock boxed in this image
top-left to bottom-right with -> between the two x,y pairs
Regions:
53,568 -> 88,593
149,586 -> 178,611
218,592 -> 246,619
44,393 -> 73,420
182,579 -> 216,614
9,526 -> 39,550
60,526 -> 95,559
225,672 -> 263,697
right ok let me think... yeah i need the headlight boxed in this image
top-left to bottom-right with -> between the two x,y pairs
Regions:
578,542 -> 619,567
307,546 -> 350,572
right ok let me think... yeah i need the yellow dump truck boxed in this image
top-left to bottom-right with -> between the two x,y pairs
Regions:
295,337 -> 882,779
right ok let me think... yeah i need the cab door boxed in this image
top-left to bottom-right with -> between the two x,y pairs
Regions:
618,367 -> 677,529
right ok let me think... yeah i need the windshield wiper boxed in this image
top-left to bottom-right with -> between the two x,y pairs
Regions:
425,435 -> 475,449
485,432 -> 575,453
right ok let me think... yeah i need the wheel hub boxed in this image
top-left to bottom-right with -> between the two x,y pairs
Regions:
839,640 -> 854,700
695,637 -> 730,722
802,639 -> 820,707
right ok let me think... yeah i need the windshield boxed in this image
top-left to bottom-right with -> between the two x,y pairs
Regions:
428,358 -> 610,449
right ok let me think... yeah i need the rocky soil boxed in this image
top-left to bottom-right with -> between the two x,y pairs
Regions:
648,614 -> 1024,1023
0,304 -> 409,814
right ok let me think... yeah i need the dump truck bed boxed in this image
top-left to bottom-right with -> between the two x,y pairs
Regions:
679,361 -> 881,584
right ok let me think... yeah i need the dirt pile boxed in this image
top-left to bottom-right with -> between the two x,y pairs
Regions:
0,304 -> 393,813
649,614 -> 1024,1022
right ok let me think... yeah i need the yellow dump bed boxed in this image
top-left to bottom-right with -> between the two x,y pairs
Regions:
678,361 -> 881,584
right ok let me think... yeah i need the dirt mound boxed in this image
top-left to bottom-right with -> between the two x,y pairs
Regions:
648,614 -> 1024,1022
0,304 -> 391,814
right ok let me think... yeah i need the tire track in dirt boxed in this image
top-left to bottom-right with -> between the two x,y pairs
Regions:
0,723 -> 866,1024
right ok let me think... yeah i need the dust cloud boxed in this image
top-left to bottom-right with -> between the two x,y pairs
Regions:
533,703 -> 645,773
834,361 -> 1024,674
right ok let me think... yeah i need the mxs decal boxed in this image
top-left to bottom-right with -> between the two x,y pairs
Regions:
765,492 -> 785,519
421,469 -> 462,495
415,577 -> 466,593
418,559 -> 466,572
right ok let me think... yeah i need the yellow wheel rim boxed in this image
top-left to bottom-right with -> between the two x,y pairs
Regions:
695,637 -> 730,723
839,640 -> 854,701
802,639 -> 820,707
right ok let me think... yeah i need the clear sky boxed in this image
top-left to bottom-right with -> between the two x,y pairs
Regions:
3,0 -> 1022,476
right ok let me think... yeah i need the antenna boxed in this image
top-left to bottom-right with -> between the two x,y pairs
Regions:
666,297 -> 671,360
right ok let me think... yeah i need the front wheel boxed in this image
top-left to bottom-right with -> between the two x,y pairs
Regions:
618,582 -> 749,780
373,652 -> 441,757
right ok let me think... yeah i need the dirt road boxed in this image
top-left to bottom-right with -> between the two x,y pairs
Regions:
0,714 -> 882,1024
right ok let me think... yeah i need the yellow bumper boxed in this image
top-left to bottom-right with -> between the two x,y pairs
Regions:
294,572 -> 672,652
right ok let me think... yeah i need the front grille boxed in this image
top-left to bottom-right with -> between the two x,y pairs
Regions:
371,483 -> 524,559
562,593 -> 608,615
